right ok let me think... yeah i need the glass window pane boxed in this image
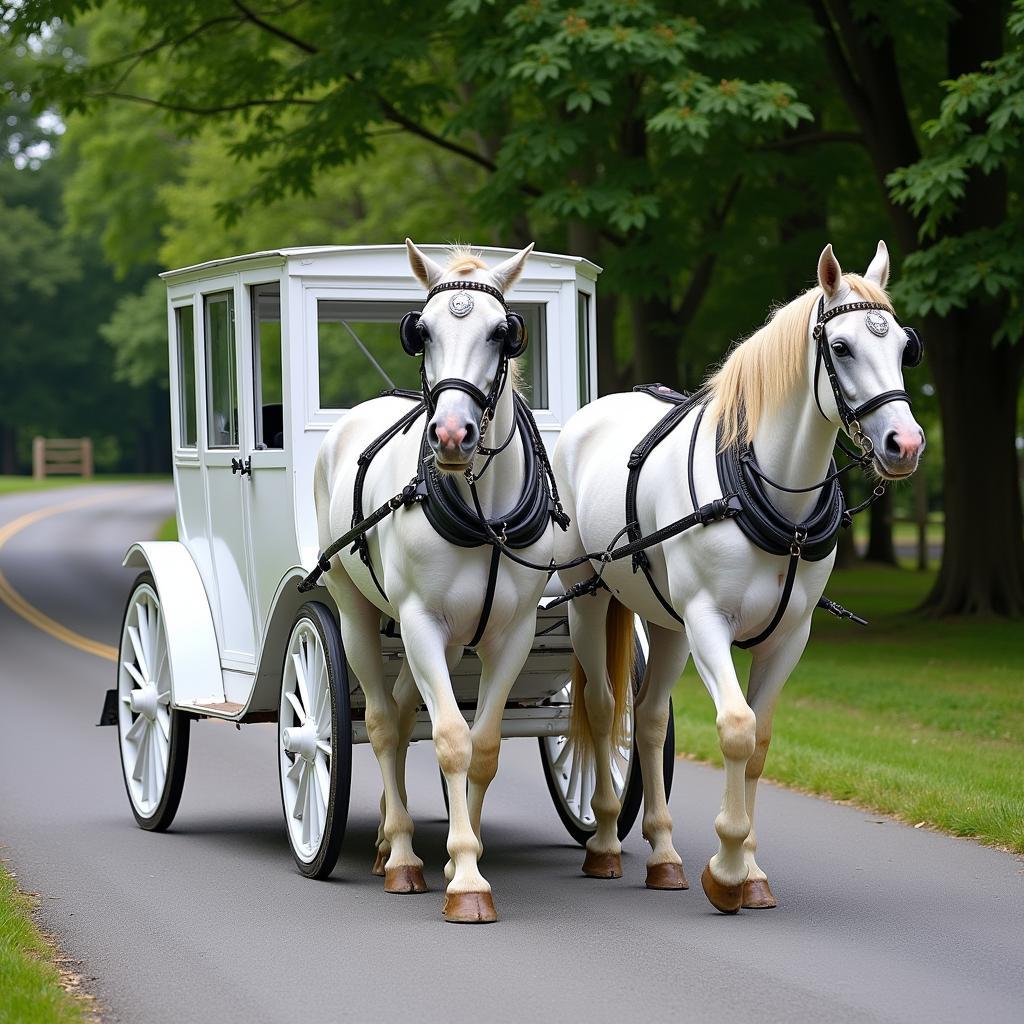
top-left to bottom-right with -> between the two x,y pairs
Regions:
252,284 -> 283,449
205,292 -> 238,448
175,306 -> 197,448
317,300 -> 423,410
511,303 -> 547,409
317,298 -> 549,411
577,291 -> 591,406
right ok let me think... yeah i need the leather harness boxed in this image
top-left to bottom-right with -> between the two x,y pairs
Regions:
302,294 -> 919,648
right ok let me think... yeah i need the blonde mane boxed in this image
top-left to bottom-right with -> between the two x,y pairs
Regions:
706,273 -> 893,448
445,245 -> 488,275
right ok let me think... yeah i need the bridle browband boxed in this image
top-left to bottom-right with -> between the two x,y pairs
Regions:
812,296 -> 918,453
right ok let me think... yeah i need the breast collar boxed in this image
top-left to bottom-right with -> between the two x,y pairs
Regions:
812,296 -> 912,447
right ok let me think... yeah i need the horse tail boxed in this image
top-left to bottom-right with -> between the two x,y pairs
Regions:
568,597 -> 634,757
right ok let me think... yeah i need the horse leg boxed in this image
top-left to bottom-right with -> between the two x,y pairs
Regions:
740,623 -> 811,909
635,622 -> 690,890
374,662 -> 419,877
456,615 -> 538,876
684,608 -> 757,913
567,589 -> 627,878
401,606 -> 496,923
328,577 -> 425,894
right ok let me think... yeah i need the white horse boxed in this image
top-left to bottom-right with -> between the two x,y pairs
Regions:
314,240 -> 551,923
553,242 -> 925,912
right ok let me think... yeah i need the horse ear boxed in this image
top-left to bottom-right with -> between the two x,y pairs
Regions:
817,243 -> 843,299
864,239 -> 890,289
490,243 -> 535,294
406,238 -> 445,289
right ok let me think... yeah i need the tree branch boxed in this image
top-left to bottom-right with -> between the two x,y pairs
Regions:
231,0 -> 318,55
808,1 -> 874,128
99,91 -> 316,115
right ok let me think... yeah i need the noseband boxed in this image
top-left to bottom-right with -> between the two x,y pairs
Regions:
812,296 -> 923,453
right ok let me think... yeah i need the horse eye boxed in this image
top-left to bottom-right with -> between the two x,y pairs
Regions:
490,325 -> 508,344
417,322 -> 429,341
831,341 -> 851,358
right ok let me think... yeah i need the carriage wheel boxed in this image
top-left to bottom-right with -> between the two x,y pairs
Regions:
538,635 -> 675,847
278,602 -> 352,878
117,573 -> 190,831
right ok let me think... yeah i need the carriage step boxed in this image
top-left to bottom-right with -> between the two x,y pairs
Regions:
192,701 -> 245,717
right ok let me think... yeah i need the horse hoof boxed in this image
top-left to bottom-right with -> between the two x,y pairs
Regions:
700,863 -> 743,914
582,850 -> 622,879
742,878 -> 777,909
384,865 -> 428,894
443,891 -> 497,924
371,849 -> 386,877
646,862 -> 689,890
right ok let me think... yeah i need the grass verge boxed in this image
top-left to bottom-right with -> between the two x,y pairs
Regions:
155,515 -> 178,542
0,475 -> 170,496
0,866 -> 89,1023
672,565 -> 1024,853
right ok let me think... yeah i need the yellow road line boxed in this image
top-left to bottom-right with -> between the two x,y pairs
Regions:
0,491 -> 140,663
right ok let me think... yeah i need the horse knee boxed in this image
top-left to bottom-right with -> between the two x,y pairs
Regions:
717,706 -> 756,761
434,716 -> 472,776
468,735 -> 500,787
365,706 -> 398,752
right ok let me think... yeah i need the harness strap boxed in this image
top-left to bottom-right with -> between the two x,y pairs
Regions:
467,545 -> 502,649
734,547 -> 800,649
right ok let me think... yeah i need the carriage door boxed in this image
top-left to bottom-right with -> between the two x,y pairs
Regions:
201,289 -> 257,666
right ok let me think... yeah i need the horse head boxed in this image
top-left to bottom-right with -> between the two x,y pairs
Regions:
404,239 -> 533,473
814,241 -> 926,480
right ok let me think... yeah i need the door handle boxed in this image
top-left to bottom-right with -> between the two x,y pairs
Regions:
231,456 -> 252,477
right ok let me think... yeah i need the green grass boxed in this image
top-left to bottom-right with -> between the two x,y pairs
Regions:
0,867 -> 87,1024
0,474 -> 170,496
672,565 -> 1024,852
155,515 -> 178,542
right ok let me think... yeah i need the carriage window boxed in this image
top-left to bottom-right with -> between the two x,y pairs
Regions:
252,284 -> 283,450
510,303 -> 548,409
205,292 -> 238,448
317,299 -> 548,410
317,300 -> 422,409
175,306 -> 197,448
577,292 -> 591,405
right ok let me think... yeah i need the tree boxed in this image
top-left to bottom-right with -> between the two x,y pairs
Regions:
810,0 -> 1024,614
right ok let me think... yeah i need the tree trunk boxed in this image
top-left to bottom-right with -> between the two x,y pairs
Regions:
834,521 -> 857,569
628,295 -> 677,385
0,423 -> 16,475
921,318 -> 1024,615
864,487 -> 896,564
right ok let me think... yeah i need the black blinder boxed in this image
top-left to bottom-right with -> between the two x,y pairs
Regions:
902,326 -> 923,368
504,312 -> 528,358
400,311 -> 425,357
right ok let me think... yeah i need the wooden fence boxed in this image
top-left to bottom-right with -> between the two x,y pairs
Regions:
32,437 -> 94,480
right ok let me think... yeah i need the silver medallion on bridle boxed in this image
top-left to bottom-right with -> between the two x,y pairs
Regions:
448,292 -> 474,317
865,311 -> 889,337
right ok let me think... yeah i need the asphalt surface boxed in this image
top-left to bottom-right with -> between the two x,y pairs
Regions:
0,484 -> 1021,1024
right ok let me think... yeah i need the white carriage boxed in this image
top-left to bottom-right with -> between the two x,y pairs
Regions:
107,244 -> 673,873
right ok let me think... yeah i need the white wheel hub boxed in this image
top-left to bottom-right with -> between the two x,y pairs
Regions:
118,584 -> 173,816
279,620 -> 333,863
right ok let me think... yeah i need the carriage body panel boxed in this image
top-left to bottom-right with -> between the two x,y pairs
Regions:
154,245 -> 599,731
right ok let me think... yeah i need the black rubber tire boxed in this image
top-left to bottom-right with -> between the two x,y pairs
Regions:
117,573 -> 190,832
278,602 -> 353,879
539,634 -> 675,847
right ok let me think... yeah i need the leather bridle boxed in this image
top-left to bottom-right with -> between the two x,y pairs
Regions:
812,296 -> 917,455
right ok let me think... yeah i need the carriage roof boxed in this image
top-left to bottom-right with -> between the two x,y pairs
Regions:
159,244 -> 601,282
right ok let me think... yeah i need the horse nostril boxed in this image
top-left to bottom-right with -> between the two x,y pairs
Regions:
461,420 -> 479,452
427,422 -> 440,449
884,430 -> 902,458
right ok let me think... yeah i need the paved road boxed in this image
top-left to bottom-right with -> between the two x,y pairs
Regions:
0,485 -> 1021,1024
